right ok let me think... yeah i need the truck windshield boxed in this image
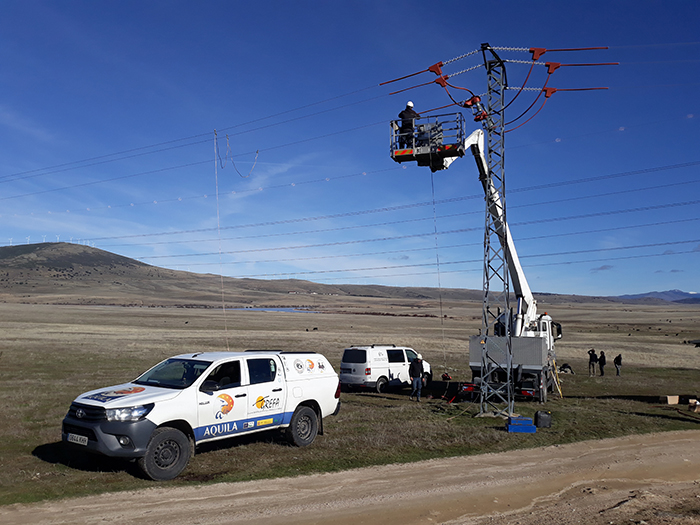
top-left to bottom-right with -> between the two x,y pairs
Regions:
134,358 -> 211,390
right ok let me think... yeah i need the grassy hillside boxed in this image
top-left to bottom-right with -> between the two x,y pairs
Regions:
0,242 -> 666,309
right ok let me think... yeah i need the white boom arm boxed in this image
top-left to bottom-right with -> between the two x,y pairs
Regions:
464,129 -> 537,336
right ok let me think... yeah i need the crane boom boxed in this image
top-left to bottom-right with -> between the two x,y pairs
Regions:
464,129 -> 537,336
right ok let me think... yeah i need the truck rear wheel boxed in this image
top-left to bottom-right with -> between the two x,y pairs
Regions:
285,406 -> 318,447
137,427 -> 191,481
375,376 -> 388,393
538,373 -> 548,404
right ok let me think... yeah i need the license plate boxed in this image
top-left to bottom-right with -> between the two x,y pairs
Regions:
67,433 -> 88,446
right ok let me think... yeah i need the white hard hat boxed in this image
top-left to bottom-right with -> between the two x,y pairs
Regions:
406,101 -> 414,107
417,353 -> 422,360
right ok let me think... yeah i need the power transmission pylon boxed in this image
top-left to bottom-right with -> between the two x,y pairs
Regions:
477,43 -> 514,416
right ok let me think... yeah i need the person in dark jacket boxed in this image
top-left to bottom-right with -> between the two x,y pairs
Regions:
588,348 -> 598,376
398,101 -> 420,148
599,351 -> 607,376
409,353 -> 424,402
614,353 -> 622,376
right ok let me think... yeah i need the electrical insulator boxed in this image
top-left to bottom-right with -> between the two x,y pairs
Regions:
462,96 -> 488,122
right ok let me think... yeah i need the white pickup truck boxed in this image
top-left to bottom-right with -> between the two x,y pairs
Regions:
62,350 -> 341,480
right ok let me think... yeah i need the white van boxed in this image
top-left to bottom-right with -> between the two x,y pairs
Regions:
339,344 -> 432,393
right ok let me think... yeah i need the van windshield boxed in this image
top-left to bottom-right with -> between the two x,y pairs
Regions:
342,349 -> 366,363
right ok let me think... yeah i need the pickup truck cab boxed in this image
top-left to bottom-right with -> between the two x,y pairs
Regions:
62,350 -> 341,480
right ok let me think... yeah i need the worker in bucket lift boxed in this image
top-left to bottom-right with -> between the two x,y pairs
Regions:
398,101 -> 420,149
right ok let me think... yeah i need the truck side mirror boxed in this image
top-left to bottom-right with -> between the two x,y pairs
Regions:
200,380 -> 219,394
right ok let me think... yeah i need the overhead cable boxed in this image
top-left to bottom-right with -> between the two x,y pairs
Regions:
223,242 -> 700,280
73,160 -> 700,243
1,84 -> 382,183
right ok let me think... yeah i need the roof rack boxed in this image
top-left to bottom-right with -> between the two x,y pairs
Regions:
244,349 -> 318,355
347,344 -> 396,348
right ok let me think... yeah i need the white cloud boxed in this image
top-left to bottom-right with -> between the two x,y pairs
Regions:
0,105 -> 54,142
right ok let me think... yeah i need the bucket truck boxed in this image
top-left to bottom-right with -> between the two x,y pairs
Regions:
388,113 -> 562,402
464,129 -> 562,403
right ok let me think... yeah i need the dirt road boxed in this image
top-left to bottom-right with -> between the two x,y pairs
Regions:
3,430 -> 699,525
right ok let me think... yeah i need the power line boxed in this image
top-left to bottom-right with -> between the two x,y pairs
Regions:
133,200 -> 700,263
149,217 -> 700,267
310,248 -> 700,284
0,160 -> 211,202
0,85 -> 382,184
178,243 -> 481,267
80,170 -> 699,244
226,241 -> 700,280
0,119 -> 389,202
100,211 -> 468,248
83,194 -> 482,241
136,228 -> 480,260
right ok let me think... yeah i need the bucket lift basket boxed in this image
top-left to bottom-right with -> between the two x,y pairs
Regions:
390,112 -> 466,172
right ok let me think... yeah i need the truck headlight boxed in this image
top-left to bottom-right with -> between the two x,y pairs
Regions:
106,404 -> 154,422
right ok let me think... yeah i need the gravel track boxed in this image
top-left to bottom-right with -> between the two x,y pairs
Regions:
3,430 -> 699,525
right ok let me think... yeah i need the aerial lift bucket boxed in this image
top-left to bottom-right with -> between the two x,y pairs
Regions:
390,113 -> 467,172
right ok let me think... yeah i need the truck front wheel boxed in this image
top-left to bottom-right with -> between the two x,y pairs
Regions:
138,427 -> 191,481
285,406 -> 318,447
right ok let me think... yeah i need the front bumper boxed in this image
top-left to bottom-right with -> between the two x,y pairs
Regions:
62,415 -> 157,458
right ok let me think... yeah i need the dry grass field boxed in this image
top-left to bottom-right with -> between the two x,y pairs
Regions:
1,244 -> 699,518
1,298 -> 699,510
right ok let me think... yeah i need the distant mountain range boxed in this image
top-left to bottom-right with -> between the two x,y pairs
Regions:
0,242 -> 697,306
616,290 -> 700,304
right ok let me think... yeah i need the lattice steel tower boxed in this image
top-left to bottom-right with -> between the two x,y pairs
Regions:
477,43 -> 514,416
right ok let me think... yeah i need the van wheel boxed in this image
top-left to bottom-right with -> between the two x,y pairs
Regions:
285,406 -> 318,447
375,376 -> 388,393
137,427 -> 191,481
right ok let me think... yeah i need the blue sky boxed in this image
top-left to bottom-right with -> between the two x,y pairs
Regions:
1,1 -> 698,296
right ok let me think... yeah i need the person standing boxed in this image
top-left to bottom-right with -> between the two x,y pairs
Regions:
599,351 -> 607,376
614,353 -> 622,376
398,101 -> 420,148
409,353 -> 424,402
588,348 -> 598,376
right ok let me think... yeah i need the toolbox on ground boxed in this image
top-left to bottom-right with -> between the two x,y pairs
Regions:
506,416 -> 536,433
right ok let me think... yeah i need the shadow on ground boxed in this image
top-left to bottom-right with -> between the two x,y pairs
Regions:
33,441 -> 139,476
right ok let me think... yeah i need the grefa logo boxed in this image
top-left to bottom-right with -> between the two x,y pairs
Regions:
254,396 -> 281,410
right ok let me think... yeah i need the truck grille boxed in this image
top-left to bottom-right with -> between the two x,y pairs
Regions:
68,402 -> 106,421
62,423 -> 97,441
